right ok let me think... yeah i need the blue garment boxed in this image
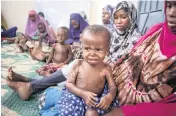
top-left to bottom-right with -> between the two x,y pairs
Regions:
40,84 -> 118,116
65,13 -> 89,44
1,26 -> 17,38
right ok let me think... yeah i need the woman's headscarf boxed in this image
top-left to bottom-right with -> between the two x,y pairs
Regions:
103,5 -> 114,31
103,5 -> 114,24
25,10 -> 55,43
133,1 -> 176,58
69,13 -> 89,42
108,1 -> 141,63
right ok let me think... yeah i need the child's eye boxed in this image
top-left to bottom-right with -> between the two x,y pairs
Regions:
84,47 -> 89,50
96,48 -> 102,51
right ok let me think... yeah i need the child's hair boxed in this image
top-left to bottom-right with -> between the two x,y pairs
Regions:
82,25 -> 111,44
58,26 -> 69,36
38,12 -> 45,18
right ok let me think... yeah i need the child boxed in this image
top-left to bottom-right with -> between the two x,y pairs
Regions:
36,26 -> 73,77
26,22 -> 48,48
56,25 -> 118,116
15,22 -> 49,52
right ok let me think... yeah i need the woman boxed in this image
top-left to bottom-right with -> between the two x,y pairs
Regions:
102,5 -> 114,30
65,13 -> 89,45
105,0 -> 176,115
107,1 -> 141,64
16,10 -> 55,52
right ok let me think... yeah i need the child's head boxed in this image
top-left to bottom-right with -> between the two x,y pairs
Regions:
38,22 -> 46,33
56,26 -> 69,43
81,25 -> 111,66
38,12 -> 45,18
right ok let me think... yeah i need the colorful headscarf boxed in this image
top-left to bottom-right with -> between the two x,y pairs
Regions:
133,1 -> 176,58
65,13 -> 89,44
108,1 -> 141,63
25,10 -> 55,44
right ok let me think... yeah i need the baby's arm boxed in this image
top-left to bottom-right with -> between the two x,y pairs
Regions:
66,60 -> 97,107
62,45 -> 73,65
46,45 -> 55,64
97,65 -> 117,110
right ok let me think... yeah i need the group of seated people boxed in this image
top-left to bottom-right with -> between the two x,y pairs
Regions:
5,1 -> 176,116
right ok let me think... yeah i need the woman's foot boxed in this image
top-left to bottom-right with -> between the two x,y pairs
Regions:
7,67 -> 29,82
6,78 -> 32,100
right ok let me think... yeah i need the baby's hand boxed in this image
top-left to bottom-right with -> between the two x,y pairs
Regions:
81,91 -> 97,107
96,95 -> 113,110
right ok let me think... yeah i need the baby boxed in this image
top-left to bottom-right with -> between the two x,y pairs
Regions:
36,26 -> 73,77
56,25 -> 118,116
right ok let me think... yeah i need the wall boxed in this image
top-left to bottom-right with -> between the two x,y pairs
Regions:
1,1 -> 35,33
1,0 -> 139,33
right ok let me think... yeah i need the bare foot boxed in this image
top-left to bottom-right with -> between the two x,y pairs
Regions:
7,67 -> 29,82
6,78 -> 32,100
39,71 -> 51,77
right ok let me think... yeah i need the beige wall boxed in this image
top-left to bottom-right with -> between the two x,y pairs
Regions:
1,0 -> 138,32
1,1 -> 35,33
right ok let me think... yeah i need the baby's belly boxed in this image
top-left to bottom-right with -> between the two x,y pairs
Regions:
53,54 -> 67,63
76,81 -> 105,96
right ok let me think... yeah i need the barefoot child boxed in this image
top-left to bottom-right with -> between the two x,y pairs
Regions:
55,25 -> 118,116
28,22 -> 51,61
15,22 -> 49,52
36,26 -> 73,77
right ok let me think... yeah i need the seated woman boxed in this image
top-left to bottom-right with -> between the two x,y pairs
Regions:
105,0 -> 176,115
106,1 -> 141,64
102,5 -> 114,30
65,13 -> 89,45
15,10 -> 55,52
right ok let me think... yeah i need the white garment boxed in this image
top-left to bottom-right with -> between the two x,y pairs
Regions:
61,60 -> 76,78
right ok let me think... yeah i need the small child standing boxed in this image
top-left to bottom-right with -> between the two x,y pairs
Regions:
36,26 -> 73,77
54,25 -> 118,116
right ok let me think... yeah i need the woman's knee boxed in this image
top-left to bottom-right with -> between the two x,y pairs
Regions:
85,108 -> 99,116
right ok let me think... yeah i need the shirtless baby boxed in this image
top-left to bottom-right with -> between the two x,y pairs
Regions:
36,26 -> 73,77
55,25 -> 118,116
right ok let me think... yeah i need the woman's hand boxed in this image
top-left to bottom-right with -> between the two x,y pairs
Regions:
81,90 -> 97,107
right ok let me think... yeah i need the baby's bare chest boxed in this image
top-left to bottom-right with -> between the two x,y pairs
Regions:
55,45 -> 68,54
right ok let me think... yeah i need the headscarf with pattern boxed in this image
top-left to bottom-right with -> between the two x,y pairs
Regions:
108,1 -> 141,63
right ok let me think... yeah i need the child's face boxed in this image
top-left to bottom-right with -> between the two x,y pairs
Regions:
38,24 -> 46,33
102,8 -> 111,24
113,9 -> 130,31
56,28 -> 68,43
166,1 -> 176,34
71,20 -> 79,29
81,32 -> 109,66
